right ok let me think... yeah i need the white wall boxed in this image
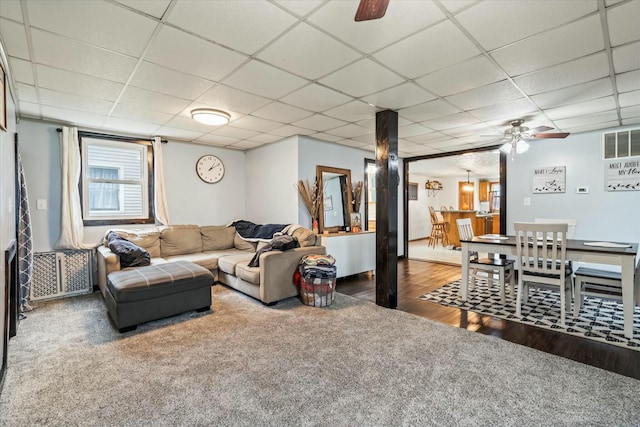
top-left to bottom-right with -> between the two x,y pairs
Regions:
506,125 -> 640,245
408,174 -> 429,240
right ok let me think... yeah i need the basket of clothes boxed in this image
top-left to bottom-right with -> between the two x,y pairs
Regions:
295,254 -> 337,307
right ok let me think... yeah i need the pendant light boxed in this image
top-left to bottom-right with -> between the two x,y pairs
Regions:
463,170 -> 473,192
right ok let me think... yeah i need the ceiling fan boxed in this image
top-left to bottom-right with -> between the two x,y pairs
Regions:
355,0 -> 390,21
486,119 -> 570,159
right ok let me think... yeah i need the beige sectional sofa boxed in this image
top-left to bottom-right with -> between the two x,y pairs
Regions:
97,224 -> 325,305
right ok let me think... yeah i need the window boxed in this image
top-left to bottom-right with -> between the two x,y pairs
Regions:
79,132 -> 154,225
408,182 -> 418,200
603,128 -> 640,159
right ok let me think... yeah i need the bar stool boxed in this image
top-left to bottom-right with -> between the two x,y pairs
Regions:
429,206 -> 448,248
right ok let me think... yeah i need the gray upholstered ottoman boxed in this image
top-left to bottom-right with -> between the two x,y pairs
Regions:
105,260 -> 214,332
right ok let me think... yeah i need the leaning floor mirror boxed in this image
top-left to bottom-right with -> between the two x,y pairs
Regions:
316,165 -> 353,234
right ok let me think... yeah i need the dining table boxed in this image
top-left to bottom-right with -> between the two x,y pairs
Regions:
460,235 -> 639,339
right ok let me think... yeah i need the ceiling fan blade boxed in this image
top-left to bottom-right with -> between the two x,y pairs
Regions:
355,0 -> 390,21
532,132 -> 570,139
529,125 -> 553,133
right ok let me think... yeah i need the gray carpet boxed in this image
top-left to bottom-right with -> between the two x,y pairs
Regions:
1,285 -> 639,426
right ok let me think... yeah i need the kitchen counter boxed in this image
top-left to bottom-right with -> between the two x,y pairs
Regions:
439,211 -> 498,247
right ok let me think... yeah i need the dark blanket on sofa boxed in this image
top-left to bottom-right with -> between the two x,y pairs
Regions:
249,235 -> 300,267
232,220 -> 290,242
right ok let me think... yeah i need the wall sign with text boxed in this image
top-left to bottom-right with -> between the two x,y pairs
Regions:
532,166 -> 566,193
606,157 -> 640,191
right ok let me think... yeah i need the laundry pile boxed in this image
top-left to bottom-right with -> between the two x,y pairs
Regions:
295,254 -> 337,307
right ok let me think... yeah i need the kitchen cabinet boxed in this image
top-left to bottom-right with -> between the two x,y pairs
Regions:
479,181 -> 490,202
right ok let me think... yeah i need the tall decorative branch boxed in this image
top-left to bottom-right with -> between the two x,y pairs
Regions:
351,180 -> 363,213
296,179 -> 321,222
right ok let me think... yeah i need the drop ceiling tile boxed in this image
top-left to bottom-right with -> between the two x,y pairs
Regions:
18,102 -> 41,118
114,0 -> 171,18
229,115 -> 284,132
210,126 -> 260,140
9,57 -> 34,84
622,117 -> 640,126
0,0 -> 23,21
441,122 -> 496,138
247,133 -> 283,144
399,124 -> 433,138
605,0 -> 625,6
545,96 -> 616,120
224,60 -> 308,99
415,56 -> 507,97
421,112 -> 481,131
445,80 -> 523,111
229,140 -> 263,150
335,139 -> 371,150
493,15 -> 604,77
361,83 -> 436,110
118,86 -> 191,115
36,65 -> 124,102
257,23 -> 361,80
311,132 -> 345,143
196,84 -> 272,115
612,41 -> 640,73
440,0 -> 479,14
280,84 -> 352,112
155,126 -> 206,141
307,0 -> 446,53
251,101 -> 313,123
531,78 -> 613,109
318,58 -> 404,97
325,124 -> 370,138
564,120 -> 622,134
27,1 -> 157,57
166,1 -> 297,55
163,115 -> 227,133
468,98 -> 538,122
269,125 -> 315,137
373,21 -> 480,78
554,110 -> 619,129
15,83 -> 37,103
110,103 -> 173,125
273,0 -> 324,17
621,105 -> 640,119
350,133 -> 375,143
607,0 -> 640,46
455,0 -> 597,51
405,131 -> 450,144
323,100 -> 377,122
0,19 -> 29,60
178,102 -> 243,122
399,99 -> 461,122
41,105 -> 106,128
292,114 -> 347,132
129,62 -> 214,100
145,26 -> 248,82
39,88 -> 114,115
195,134 -> 241,146
102,117 -> 161,135
515,53 -> 610,95
426,139 -> 473,150
619,90 -> 640,107
616,70 -> 640,93
31,29 -> 136,82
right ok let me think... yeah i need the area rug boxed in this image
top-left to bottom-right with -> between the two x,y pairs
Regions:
419,279 -> 640,350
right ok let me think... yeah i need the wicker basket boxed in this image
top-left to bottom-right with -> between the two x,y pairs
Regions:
299,274 -> 336,307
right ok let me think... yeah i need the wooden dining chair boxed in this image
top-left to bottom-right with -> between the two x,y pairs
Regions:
514,222 -> 572,326
428,206 -> 448,248
456,218 -> 515,303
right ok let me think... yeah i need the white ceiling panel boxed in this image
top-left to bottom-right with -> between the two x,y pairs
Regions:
154,126 -> 205,141
228,140 -> 263,150
319,58 -> 404,98
41,105 -> 106,128
405,131 -> 451,144
445,80 -> 523,111
257,23 -> 361,80
361,83 -> 436,110
400,99 -> 461,122
118,86 -> 191,115
9,57 -> 34,84
440,0 -> 479,14
224,60 -> 308,99
246,133 -> 283,144
19,102 -> 41,118
468,98 -> 538,122
323,100 -> 377,122
622,117 -> 640,126
273,0 -> 324,18
373,20 -> 480,78
421,112 -> 481,131
37,65 -> 124,102
399,124 -> 433,138
0,0 -> 24,22
228,115 -> 284,133
554,110 -> 619,129
616,70 -> 640,93
196,84 -> 271,115
129,61 -> 214,100
607,0 -> 640,46
311,132 -> 346,143
531,78 -> 613,109
612,41 -> 640,73
491,14 -> 604,77
280,84 -> 352,112
251,101 -> 313,123
564,120 -> 622,134
115,0 -> 171,19
621,105 -> 640,119
15,83 -> 37,103
27,0 -> 157,57
269,125 -> 315,137
415,56 -> 507,97
39,88 -> 114,115
514,53 -> 610,95
619,90 -> 640,107
307,0 -> 446,54
195,134 -> 241,147
210,126 -> 260,140
31,29 -> 137,82
110,103 -> 173,125
166,0 -> 297,55
164,115 -> 229,133
292,114 -> 347,132
325,124 -> 370,139
102,116 -> 162,135
0,19 -> 30,60
144,25 -> 247,82
455,0 -> 597,51
545,96 -> 617,120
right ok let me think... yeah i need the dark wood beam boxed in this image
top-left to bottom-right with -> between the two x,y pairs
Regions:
375,110 -> 398,308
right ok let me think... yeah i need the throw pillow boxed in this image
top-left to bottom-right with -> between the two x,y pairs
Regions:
107,231 -> 151,268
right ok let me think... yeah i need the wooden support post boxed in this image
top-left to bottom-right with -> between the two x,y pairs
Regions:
375,110 -> 398,309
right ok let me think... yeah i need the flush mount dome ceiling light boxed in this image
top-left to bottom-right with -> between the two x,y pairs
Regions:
191,109 -> 230,126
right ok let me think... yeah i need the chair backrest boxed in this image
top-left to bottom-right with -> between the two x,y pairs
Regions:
428,206 -> 439,224
514,222 -> 568,279
440,206 -> 448,212
456,218 -> 474,241
534,218 -> 577,239
449,206 -> 455,211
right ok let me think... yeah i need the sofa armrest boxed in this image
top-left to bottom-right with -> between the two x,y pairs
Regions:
259,245 -> 326,304
96,245 -> 121,297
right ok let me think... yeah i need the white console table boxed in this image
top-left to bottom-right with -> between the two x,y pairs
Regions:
319,231 -> 375,278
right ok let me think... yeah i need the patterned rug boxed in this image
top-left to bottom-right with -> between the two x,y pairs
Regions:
418,279 -> 640,350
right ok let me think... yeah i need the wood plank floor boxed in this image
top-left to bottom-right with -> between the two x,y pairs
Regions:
337,259 -> 640,380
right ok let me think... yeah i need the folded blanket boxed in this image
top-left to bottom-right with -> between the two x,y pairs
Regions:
232,220 -> 290,242
248,235 -> 300,267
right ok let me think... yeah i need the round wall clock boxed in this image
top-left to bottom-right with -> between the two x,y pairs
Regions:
196,155 -> 225,184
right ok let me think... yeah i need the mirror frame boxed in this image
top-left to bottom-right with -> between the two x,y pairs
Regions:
316,165 -> 353,234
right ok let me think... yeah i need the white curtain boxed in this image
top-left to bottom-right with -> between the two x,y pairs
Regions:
153,136 -> 170,225
55,126 -> 89,249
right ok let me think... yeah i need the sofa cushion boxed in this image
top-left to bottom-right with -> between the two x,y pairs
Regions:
218,253 -> 254,275
164,252 -> 221,271
234,233 -> 257,252
292,227 -> 317,247
201,225 -> 235,251
107,232 -> 151,268
235,262 -> 260,286
160,225 -> 203,256
107,228 -> 161,258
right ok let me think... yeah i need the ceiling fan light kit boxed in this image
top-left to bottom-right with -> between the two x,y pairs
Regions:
489,119 -> 570,160
191,108 -> 230,126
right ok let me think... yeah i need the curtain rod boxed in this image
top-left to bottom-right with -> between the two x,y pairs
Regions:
56,128 -> 168,144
